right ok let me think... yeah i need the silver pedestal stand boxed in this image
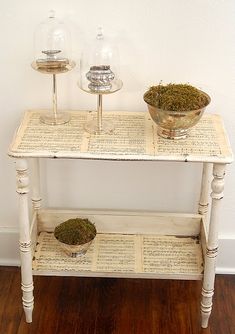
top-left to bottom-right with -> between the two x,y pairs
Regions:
85,65 -> 115,134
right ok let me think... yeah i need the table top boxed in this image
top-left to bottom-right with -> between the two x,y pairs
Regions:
8,110 -> 233,163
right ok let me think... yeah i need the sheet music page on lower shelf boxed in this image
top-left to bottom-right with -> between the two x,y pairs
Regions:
34,232 -> 94,271
141,235 -> 203,274
93,234 -> 137,272
33,232 -> 203,275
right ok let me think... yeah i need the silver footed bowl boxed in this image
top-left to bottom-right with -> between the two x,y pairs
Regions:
57,239 -> 94,258
144,91 -> 211,140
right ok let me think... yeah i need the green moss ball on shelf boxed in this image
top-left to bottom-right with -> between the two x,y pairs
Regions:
54,218 -> 96,245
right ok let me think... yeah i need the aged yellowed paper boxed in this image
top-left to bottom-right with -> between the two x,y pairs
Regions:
33,232 -> 203,276
9,110 -> 232,163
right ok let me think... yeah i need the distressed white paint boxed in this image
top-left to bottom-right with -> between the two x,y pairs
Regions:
198,163 -> 212,225
1,0 -> 235,327
10,114 -> 232,327
32,230 -> 203,280
31,158 -> 42,211
16,159 -> 34,323
1,1 -> 235,268
201,163 -> 226,328
38,208 -> 202,235
2,230 -> 235,273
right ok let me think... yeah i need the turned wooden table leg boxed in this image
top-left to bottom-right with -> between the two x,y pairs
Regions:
31,158 -> 42,211
201,163 -> 226,328
198,163 -> 212,219
16,159 -> 34,323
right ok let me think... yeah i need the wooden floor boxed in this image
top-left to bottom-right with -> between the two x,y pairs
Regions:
0,267 -> 234,334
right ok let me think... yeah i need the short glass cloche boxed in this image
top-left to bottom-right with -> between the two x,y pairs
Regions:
78,27 -> 122,134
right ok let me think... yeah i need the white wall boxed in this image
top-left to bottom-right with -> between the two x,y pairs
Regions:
0,0 -> 235,272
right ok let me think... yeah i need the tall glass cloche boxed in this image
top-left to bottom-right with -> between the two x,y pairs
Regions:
32,11 -> 75,125
79,27 -> 122,134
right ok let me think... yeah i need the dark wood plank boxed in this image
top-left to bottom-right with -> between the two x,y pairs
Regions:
0,267 -> 234,334
0,267 -> 23,334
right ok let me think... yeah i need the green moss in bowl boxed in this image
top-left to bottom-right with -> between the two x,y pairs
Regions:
144,83 -> 210,111
143,83 -> 211,139
54,218 -> 96,257
54,218 -> 96,245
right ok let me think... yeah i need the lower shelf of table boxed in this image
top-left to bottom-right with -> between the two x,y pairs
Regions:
31,208 -> 206,279
31,209 -> 205,280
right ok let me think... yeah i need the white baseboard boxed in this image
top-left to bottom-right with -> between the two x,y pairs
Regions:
0,228 -> 20,266
0,228 -> 234,274
216,237 -> 235,274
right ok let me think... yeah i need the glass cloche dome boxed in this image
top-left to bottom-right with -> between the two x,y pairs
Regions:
79,27 -> 122,134
32,11 -> 75,125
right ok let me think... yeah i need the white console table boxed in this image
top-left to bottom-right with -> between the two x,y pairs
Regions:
8,110 -> 233,328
